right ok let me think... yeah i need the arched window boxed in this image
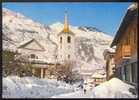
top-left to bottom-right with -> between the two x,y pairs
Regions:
67,36 -> 71,43
60,37 -> 62,43
30,54 -> 35,59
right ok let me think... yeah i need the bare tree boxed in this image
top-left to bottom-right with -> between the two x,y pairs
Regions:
53,61 -> 81,84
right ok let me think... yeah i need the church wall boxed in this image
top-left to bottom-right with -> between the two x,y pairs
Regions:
58,33 -> 75,62
18,48 -> 46,60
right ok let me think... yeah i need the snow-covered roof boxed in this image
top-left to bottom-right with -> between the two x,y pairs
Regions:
17,38 -> 57,63
111,3 -> 137,47
91,69 -> 106,78
107,47 -> 115,53
81,72 -> 92,75
91,72 -> 106,78
128,3 -> 138,11
104,48 -> 115,53
18,38 -> 45,50
103,48 -> 115,58
18,39 -> 32,47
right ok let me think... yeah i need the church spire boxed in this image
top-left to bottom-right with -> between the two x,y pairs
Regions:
64,10 -> 69,33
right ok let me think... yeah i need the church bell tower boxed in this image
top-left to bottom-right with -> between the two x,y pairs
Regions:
57,10 -> 75,63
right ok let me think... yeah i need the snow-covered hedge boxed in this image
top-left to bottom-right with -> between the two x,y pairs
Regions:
2,76 -> 74,98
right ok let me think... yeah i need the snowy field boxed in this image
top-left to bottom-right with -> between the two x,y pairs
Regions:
2,76 -> 137,98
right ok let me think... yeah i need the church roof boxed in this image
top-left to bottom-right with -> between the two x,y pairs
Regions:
58,29 -> 75,36
57,10 -> 75,36
18,38 -> 45,51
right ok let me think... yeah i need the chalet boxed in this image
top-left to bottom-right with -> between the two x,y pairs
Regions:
103,48 -> 115,80
91,71 -> 106,87
83,69 -> 106,89
110,3 -> 138,87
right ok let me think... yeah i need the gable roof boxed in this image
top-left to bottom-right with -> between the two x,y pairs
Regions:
111,4 -> 138,47
18,38 -> 45,51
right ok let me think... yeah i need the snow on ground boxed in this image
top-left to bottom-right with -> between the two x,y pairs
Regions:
52,90 -> 93,98
91,78 -> 136,98
3,76 -> 137,98
52,78 -> 137,98
2,76 -> 75,98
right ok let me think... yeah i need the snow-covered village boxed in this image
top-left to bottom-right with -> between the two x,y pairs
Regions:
2,2 -> 138,98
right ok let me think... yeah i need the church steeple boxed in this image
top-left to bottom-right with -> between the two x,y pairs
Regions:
64,10 -> 69,33
58,10 -> 75,62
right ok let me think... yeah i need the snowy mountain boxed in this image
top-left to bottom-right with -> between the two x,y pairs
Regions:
2,8 -> 113,73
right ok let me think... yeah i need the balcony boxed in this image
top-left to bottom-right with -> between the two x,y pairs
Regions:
114,45 -> 131,64
28,58 -> 48,63
122,45 -> 131,59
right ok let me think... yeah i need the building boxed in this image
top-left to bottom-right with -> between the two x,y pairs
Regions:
103,48 -> 115,80
17,38 -> 58,78
57,11 -> 75,63
18,39 -> 46,62
110,3 -> 138,87
91,71 -> 106,87
16,11 -> 76,78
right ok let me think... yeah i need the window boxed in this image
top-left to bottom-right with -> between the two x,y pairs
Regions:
125,64 -> 132,82
68,55 -> 70,59
60,37 -> 62,43
30,54 -> 35,59
122,66 -> 126,81
67,36 -> 71,43
36,56 -> 38,59
135,27 -> 137,44
134,29 -> 136,44
131,62 -> 137,83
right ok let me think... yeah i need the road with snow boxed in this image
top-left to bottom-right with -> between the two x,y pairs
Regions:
52,90 -> 93,98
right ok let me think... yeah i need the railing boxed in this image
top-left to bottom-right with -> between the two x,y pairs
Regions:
122,45 -> 131,59
28,58 -> 47,62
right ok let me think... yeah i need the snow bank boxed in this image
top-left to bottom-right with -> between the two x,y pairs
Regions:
127,3 -> 137,10
2,76 -> 75,98
91,78 -> 136,98
52,78 -> 137,98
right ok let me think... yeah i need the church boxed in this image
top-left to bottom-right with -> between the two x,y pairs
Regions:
16,11 -> 76,78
